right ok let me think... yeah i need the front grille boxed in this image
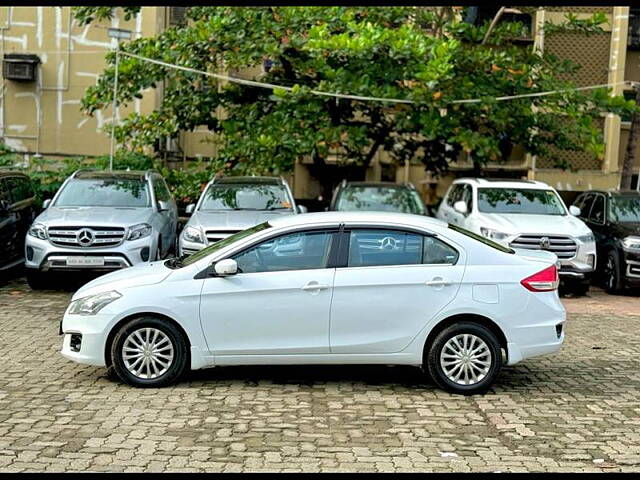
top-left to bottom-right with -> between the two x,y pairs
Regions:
510,234 -> 577,260
48,226 -> 126,248
205,230 -> 240,244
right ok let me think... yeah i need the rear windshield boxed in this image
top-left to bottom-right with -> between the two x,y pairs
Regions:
54,179 -> 150,208
336,186 -> 425,214
478,188 -> 566,215
448,223 -> 514,254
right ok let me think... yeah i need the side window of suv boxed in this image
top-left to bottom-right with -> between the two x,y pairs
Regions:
153,177 -> 172,203
460,184 -> 473,211
0,178 -> 10,213
589,195 -> 605,224
9,177 -> 34,203
578,193 -> 594,220
446,184 -> 462,207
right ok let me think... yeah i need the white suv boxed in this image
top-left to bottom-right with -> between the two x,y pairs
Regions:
436,178 -> 596,295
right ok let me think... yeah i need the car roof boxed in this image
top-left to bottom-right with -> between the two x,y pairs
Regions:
454,177 -> 551,190
582,189 -> 640,197
268,211 -> 446,229
214,176 -> 282,186
73,170 -> 150,181
0,170 -> 29,179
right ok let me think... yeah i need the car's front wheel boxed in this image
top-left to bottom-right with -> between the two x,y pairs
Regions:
426,322 -> 502,395
110,317 -> 188,387
604,250 -> 623,294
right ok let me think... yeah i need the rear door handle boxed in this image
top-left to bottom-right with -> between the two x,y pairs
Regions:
301,282 -> 330,291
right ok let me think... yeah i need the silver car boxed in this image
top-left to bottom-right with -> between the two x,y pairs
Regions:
25,170 -> 178,289
179,175 -> 304,256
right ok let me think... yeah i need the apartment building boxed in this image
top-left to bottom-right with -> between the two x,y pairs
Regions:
1,6 -> 638,205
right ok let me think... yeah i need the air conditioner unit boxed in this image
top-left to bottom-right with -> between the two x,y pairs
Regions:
169,7 -> 188,26
2,54 -> 40,82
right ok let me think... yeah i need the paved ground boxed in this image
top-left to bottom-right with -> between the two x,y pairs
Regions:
1,273 -> 640,473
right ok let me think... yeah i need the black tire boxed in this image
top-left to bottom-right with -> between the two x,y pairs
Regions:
110,316 -> 188,388
604,250 -> 623,294
425,322 -> 503,395
26,269 -> 49,290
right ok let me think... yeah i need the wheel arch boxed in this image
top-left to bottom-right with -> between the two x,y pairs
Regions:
423,313 -> 508,361
104,311 -> 191,368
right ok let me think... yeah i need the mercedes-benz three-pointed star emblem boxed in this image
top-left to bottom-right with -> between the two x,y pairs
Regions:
77,228 -> 95,246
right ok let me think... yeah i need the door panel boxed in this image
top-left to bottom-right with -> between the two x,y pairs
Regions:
330,229 -> 464,354
199,230 -> 337,355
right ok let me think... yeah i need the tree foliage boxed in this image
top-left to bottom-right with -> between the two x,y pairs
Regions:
77,6 -> 638,186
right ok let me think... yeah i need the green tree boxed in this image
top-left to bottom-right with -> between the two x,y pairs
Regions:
76,7 -> 637,197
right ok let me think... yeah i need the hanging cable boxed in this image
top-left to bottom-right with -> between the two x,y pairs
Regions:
119,50 -> 634,106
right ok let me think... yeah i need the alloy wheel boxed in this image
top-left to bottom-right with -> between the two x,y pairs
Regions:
606,256 -> 616,290
122,327 -> 174,379
440,333 -> 492,386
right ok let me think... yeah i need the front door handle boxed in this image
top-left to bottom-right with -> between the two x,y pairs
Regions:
301,282 -> 330,291
425,279 -> 451,287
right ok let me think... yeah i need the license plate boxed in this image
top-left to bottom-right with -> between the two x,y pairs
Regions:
66,257 -> 105,267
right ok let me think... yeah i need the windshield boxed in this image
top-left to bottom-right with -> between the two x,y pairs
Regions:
179,222 -> 272,267
448,223 -> 514,254
335,186 -> 425,214
609,196 -> 640,223
478,188 -> 566,215
54,179 -> 150,208
199,184 -> 292,211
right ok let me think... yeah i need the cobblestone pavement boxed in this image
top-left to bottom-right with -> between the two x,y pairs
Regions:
1,274 -> 640,473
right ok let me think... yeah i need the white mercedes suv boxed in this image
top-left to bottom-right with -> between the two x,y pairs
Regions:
436,178 -> 596,295
60,211 -> 565,395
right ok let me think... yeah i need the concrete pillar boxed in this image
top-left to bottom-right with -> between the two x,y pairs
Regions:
603,6 -> 630,174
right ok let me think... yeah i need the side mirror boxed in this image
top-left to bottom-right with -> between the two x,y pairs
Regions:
296,205 -> 308,214
158,200 -> 169,212
186,204 -> 196,215
42,199 -> 51,209
212,258 -> 238,276
453,200 -> 468,215
569,205 -> 581,216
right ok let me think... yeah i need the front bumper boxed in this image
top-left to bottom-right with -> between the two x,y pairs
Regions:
60,310 -> 113,367
179,237 -> 205,257
25,234 -> 157,272
622,250 -> 640,285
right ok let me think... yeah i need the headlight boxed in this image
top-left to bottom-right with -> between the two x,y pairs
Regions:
69,290 -> 122,316
622,236 -> 640,251
28,223 -> 48,240
127,223 -> 152,241
183,226 -> 204,244
480,227 -> 509,241
576,233 -> 595,243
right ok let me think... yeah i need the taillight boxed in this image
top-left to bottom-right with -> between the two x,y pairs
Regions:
521,265 -> 559,292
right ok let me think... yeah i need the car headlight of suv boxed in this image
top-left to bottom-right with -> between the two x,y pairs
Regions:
480,227 -> 509,241
69,290 -> 122,316
183,226 -> 204,244
622,236 -> 640,251
127,223 -> 152,241
576,233 -> 595,243
28,223 -> 48,240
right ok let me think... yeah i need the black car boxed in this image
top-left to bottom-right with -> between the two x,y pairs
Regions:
329,181 -> 427,215
572,190 -> 640,293
0,171 -> 37,274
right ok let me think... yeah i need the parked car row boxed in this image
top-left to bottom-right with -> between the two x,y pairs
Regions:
2,168 -> 640,298
3,167 -> 636,393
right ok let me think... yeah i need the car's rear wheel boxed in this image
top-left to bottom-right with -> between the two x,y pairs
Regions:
110,317 -> 188,388
604,250 -> 623,294
26,269 -> 49,290
426,322 -> 502,395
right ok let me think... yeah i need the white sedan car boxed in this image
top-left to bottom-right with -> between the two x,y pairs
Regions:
60,212 -> 565,395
